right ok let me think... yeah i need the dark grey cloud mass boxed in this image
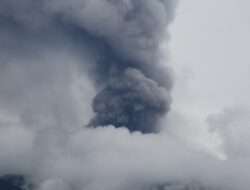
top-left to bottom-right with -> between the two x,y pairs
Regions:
3,0 -> 175,133
0,0 -> 177,189
1,1 -> 250,190
0,0 -> 176,133
45,0 -> 176,133
89,68 -> 171,133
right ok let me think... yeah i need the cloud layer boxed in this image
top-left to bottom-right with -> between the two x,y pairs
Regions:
0,1 -> 250,190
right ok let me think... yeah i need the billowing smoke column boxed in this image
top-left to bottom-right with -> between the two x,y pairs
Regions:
0,0 -> 176,133
45,0 -> 176,133
0,0 -> 176,134
89,68 -> 171,133
35,0 -> 176,133
2,1 -> 250,190
0,0 -> 181,189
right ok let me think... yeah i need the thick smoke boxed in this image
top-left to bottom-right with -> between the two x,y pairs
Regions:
1,1 -> 250,190
1,0 -> 175,134
0,175 -> 28,190
44,0 -> 176,133
89,68 -> 171,133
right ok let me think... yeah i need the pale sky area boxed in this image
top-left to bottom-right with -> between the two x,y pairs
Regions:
170,0 -> 250,116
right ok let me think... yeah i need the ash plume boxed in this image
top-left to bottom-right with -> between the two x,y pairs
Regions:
0,0 -> 176,134
89,68 -> 171,133
45,0 -> 176,133
0,0 -> 177,188
2,1 -> 250,190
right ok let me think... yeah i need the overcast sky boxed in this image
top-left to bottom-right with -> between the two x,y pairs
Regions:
170,0 -> 250,116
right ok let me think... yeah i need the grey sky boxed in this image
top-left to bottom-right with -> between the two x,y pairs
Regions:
170,0 -> 250,115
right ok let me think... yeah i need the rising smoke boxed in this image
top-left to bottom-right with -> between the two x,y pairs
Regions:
1,0 -> 250,190
89,68 -> 171,133
0,0 -> 176,134
44,0 -> 176,133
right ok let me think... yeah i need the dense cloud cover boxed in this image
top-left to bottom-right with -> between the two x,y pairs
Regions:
0,0 -> 250,190
1,0 -> 176,133
89,68 -> 171,133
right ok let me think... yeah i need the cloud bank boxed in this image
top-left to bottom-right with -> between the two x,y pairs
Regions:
0,0 -> 250,190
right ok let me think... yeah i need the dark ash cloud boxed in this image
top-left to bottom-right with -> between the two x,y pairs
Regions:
89,68 -> 171,133
0,0 -> 177,133
1,1 -> 250,190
